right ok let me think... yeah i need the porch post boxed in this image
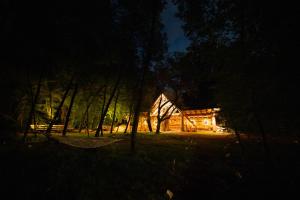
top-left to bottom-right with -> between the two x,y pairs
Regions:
212,113 -> 217,132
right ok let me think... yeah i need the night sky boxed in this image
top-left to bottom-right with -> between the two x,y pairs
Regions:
162,1 -> 190,53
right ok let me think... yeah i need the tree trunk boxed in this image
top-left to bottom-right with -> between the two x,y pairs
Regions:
33,112 -> 37,138
79,104 -> 91,133
155,95 -> 162,134
154,95 -> 176,134
131,0 -> 159,152
146,111 -> 152,132
156,119 -> 161,134
62,84 -> 78,136
110,89 -> 119,133
23,72 -> 42,142
30,76 -> 38,138
95,86 -> 107,137
96,70 -> 122,137
86,108 -> 89,137
131,72 -> 145,131
181,113 -> 184,131
45,76 -> 73,138
49,89 -> 53,120
79,86 -> 104,133
124,105 -> 133,134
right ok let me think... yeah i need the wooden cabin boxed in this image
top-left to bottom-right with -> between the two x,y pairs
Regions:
137,93 -> 222,132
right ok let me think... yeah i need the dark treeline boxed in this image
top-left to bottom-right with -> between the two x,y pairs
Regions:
171,0 -> 300,154
1,0 -> 299,151
0,0 -> 167,148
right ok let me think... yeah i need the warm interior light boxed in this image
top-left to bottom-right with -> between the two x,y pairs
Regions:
203,119 -> 209,125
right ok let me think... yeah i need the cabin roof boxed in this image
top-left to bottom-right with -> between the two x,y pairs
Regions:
145,93 -> 219,115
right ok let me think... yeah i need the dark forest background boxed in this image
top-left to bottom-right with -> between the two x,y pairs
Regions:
1,0 -> 299,141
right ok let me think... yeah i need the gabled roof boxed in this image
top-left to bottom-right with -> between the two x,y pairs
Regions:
150,93 -> 181,117
148,93 -> 220,117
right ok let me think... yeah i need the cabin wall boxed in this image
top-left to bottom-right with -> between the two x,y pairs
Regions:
182,110 -> 217,132
168,115 -> 181,131
182,117 -> 195,132
137,113 -> 148,132
137,115 -> 182,132
138,109 -> 219,132
187,116 -> 213,131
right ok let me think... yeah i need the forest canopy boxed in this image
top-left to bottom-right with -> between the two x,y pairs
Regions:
0,0 -> 299,141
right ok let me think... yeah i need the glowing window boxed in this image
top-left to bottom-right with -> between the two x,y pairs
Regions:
203,119 -> 209,125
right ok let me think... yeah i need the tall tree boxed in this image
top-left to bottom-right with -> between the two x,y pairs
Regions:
45,76 -> 73,138
95,70 -> 122,137
174,0 -> 300,154
62,83 -> 78,136
110,88 -> 120,133
23,71 -> 43,142
127,0 -> 167,151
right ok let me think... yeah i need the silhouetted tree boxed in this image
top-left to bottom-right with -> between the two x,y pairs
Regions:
62,83 -> 78,136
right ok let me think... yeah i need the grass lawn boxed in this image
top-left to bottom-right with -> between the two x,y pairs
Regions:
1,132 -> 299,199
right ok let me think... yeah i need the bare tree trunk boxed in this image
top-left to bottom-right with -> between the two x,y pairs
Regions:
155,97 -> 162,134
146,111 -> 152,132
78,104 -> 91,133
33,112 -> 37,138
110,89 -> 119,133
131,0 -> 159,152
156,119 -> 161,134
45,76 -> 73,138
131,70 -> 146,151
62,84 -> 78,136
49,88 -> 53,120
79,86 -> 104,133
95,86 -> 107,137
154,95 -> 177,134
86,109 -> 89,137
95,72 -> 121,137
130,125 -> 136,152
30,80 -> 38,138
23,72 -> 42,142
79,103 -> 92,133
95,0 -> 122,137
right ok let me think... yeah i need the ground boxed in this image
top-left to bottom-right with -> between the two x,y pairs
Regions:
1,132 -> 299,199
